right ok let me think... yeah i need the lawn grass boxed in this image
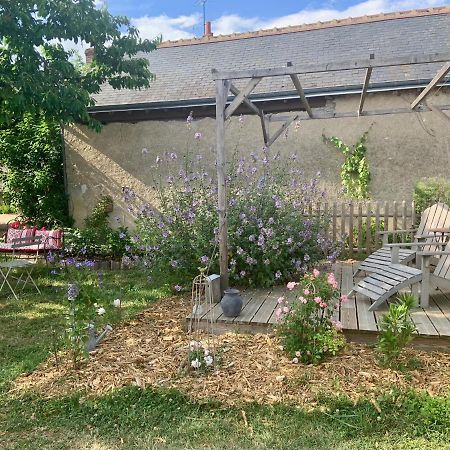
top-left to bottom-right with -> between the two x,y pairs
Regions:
1,264 -> 450,449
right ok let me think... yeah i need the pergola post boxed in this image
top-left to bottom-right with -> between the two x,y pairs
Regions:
216,79 -> 230,293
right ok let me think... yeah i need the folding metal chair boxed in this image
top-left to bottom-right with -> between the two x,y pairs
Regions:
0,236 -> 43,300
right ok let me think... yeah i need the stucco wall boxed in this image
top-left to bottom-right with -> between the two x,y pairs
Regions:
64,90 -> 450,227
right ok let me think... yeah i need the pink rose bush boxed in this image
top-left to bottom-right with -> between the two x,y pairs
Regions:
275,269 -> 346,364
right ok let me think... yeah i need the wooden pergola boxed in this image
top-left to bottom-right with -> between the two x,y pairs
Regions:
213,52 -> 450,291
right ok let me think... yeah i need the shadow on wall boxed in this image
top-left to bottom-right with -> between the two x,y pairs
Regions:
65,126 -> 160,229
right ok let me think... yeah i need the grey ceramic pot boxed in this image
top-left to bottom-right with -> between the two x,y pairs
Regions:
220,288 -> 243,317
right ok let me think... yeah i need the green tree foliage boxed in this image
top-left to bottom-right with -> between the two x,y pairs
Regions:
0,114 -> 72,226
323,132 -> 371,200
0,1 -> 158,224
0,0 -> 158,127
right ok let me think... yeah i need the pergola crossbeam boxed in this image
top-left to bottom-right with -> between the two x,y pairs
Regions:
287,61 -> 313,118
266,114 -> 298,147
229,83 -> 261,116
358,67 -> 373,115
212,52 -> 450,80
411,61 -> 450,109
260,112 -> 269,145
224,77 -> 262,120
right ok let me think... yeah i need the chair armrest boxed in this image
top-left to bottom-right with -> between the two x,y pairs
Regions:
385,242 -> 444,248
415,234 -> 449,240
417,251 -> 450,257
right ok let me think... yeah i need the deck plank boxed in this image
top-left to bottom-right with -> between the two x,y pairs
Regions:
355,292 -> 378,331
266,286 -> 289,324
332,263 -> 343,321
235,289 -> 271,324
340,264 -> 358,330
410,308 -> 439,336
424,298 -> 450,337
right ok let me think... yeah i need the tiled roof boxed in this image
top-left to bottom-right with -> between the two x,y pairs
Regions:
91,7 -> 450,109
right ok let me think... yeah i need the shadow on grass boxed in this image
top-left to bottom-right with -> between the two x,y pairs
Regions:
0,267 -> 172,392
1,386 -> 450,450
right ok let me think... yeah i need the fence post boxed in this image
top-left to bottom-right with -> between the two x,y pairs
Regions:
366,201 -> 372,254
375,201 -> 380,249
341,203 -> 346,242
332,202 -> 337,242
393,201 -> 398,242
358,203 -> 363,255
348,202 -> 354,257
402,200 -> 407,242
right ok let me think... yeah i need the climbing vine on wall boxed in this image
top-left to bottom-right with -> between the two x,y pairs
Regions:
323,131 -> 371,200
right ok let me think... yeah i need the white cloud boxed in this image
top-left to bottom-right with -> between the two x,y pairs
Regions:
131,14 -> 201,41
130,0 -> 442,41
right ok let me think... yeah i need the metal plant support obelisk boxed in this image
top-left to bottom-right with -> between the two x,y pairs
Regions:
188,268 -> 216,365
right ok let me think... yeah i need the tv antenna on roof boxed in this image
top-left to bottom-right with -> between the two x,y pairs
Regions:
196,0 -> 208,31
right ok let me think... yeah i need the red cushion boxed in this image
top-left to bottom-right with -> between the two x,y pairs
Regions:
6,227 -> 36,243
35,229 -> 63,249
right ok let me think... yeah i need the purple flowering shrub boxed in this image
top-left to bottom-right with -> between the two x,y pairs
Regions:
226,148 -> 339,286
276,270 -> 347,364
124,132 -> 340,287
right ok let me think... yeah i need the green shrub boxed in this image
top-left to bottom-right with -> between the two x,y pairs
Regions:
64,226 -> 131,260
376,292 -> 417,367
413,177 -> 450,219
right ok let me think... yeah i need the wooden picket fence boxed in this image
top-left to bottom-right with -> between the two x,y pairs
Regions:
305,200 -> 416,256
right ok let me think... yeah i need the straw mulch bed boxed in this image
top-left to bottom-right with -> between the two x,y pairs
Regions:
12,296 -> 450,406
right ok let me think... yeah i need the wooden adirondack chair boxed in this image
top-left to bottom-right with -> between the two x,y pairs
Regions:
351,240 -> 450,311
356,203 -> 450,275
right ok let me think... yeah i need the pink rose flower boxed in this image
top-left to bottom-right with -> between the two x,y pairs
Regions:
282,306 -> 290,313
303,289 -> 310,296
340,294 -> 349,303
314,296 -> 322,304
275,307 -> 283,317
277,297 -> 285,304
313,269 -> 320,278
287,281 -> 298,291
298,296 -> 307,304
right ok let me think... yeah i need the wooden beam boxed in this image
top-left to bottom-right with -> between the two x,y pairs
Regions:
358,67 -> 373,115
229,83 -> 261,115
212,52 -> 450,80
287,61 -> 313,117
224,77 -> 262,119
411,61 -> 450,109
260,112 -> 269,145
215,79 -> 230,293
266,114 -> 298,147
427,102 -> 450,124
294,104 -> 450,121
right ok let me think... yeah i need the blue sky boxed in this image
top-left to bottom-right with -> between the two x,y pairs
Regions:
96,0 -> 444,41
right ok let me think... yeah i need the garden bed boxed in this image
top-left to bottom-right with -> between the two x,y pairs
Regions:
12,295 -> 450,406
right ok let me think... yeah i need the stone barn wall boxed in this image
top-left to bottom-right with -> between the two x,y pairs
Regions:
64,90 -> 450,227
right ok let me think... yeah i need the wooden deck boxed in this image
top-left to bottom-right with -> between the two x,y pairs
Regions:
187,262 -> 450,349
